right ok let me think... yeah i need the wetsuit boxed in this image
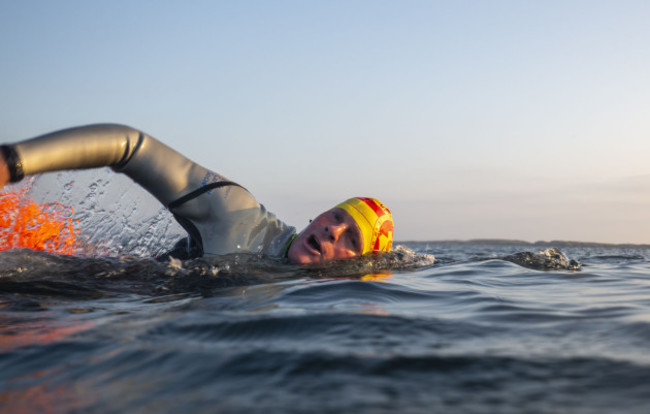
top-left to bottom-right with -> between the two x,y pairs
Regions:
0,124 -> 296,258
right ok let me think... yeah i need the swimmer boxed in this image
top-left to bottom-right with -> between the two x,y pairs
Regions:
0,124 -> 393,264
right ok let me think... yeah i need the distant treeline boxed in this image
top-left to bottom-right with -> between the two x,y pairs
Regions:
398,239 -> 650,249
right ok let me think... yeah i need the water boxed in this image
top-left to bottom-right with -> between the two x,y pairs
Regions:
2,242 -> 650,413
3,173 -> 650,413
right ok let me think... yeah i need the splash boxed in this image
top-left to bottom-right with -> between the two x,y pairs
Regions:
502,247 -> 581,271
0,189 -> 80,254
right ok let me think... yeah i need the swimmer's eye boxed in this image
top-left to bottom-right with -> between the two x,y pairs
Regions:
332,211 -> 343,223
351,236 -> 359,251
346,229 -> 361,253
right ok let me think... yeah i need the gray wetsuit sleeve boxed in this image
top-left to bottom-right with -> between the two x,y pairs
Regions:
2,124 -> 295,256
8,123 -> 207,206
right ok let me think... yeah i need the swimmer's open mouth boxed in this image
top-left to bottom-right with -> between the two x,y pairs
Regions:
307,235 -> 321,254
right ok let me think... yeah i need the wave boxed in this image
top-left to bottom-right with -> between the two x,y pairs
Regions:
0,245 -> 435,297
0,244 -> 587,304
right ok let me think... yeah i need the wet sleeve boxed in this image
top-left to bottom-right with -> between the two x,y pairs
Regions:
1,123 -> 259,220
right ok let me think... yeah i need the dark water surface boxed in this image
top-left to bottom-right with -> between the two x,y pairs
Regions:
2,242 -> 650,413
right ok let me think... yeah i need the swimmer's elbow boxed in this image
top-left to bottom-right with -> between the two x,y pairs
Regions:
13,123 -> 153,176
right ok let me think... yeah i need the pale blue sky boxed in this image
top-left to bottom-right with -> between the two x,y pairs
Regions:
1,1 -> 649,243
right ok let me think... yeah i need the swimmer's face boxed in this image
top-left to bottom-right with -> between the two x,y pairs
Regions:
288,208 -> 363,264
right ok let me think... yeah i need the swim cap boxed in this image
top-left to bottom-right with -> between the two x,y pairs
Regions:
335,197 -> 393,254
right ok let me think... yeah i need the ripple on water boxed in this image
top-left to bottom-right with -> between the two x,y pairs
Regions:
3,244 -> 650,413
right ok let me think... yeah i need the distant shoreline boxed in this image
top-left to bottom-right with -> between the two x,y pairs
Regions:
397,239 -> 650,249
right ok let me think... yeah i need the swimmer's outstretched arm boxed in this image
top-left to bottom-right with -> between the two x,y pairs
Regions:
1,124 -> 301,258
0,124 -> 231,208
1,124 -> 291,257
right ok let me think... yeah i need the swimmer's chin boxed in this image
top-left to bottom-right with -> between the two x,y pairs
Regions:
287,249 -> 322,265
287,248 -> 359,266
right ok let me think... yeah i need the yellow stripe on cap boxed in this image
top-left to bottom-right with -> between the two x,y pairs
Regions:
335,197 -> 393,254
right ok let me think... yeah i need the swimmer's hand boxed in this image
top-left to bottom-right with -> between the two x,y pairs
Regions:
0,154 -> 9,189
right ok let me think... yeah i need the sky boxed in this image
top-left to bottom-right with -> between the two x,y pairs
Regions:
1,0 -> 649,244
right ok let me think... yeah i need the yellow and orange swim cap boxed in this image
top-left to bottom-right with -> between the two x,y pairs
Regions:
335,197 -> 393,254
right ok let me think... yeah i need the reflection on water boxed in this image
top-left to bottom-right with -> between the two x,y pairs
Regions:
0,369 -> 97,414
2,243 -> 650,413
0,316 -> 95,352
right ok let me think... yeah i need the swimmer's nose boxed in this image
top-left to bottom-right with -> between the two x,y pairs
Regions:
327,222 -> 346,242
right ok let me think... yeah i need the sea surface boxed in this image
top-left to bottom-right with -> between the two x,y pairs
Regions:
2,242 -> 650,414
3,173 -> 650,413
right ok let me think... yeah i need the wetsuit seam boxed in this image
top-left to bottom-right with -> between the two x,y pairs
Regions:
167,181 -> 247,209
172,213 -> 204,256
114,132 -> 144,169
